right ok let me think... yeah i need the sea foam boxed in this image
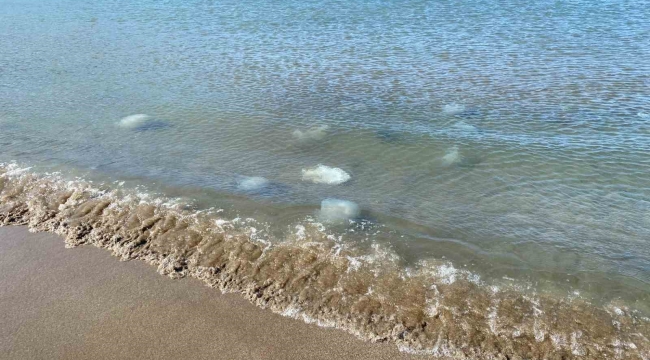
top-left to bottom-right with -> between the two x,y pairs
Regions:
302,165 -> 350,185
319,198 -> 360,223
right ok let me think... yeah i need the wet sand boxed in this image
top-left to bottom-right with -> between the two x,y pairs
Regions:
0,226 -> 421,360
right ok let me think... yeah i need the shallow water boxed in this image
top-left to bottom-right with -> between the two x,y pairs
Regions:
1,0 -> 650,356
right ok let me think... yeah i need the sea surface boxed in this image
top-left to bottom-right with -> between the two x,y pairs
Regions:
1,0 -> 649,357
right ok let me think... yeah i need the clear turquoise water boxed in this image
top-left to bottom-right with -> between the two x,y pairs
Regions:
1,0 -> 649,307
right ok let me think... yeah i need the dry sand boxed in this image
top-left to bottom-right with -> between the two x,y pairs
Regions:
0,226 -> 424,360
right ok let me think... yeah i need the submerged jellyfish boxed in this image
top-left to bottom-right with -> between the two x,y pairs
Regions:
237,176 -> 270,191
319,198 -> 361,223
117,114 -> 170,131
301,165 -> 350,185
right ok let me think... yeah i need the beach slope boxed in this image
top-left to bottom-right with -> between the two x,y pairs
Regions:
0,226 -> 419,360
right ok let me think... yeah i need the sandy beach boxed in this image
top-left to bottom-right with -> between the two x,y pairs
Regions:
0,226 -> 421,360
3,0 -> 650,358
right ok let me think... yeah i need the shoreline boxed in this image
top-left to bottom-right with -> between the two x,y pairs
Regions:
0,226 -> 418,360
1,164 -> 648,359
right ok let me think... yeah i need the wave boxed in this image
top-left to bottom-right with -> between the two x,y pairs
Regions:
0,163 -> 648,359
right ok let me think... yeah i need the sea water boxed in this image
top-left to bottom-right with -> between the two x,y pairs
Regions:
1,0 -> 649,357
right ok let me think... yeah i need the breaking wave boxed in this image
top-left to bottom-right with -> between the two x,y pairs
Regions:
0,163 -> 648,359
